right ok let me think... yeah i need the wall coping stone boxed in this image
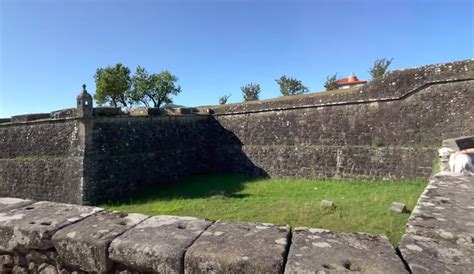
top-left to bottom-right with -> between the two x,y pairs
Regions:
0,201 -> 102,253
50,108 -> 77,119
184,220 -> 291,274
286,228 -> 408,273
0,198 -> 33,213
398,171 -> 474,273
93,107 -> 123,116
52,211 -> 148,273
0,116 -> 79,127
10,113 -> 51,123
109,215 -> 213,273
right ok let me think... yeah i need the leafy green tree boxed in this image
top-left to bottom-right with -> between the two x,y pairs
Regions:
219,94 -> 231,105
130,67 -> 181,108
241,83 -> 261,101
324,73 -> 340,91
129,66 -> 152,107
94,64 -> 131,107
276,75 -> 308,96
369,58 -> 393,78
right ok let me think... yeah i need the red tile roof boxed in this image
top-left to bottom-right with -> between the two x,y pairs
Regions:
336,75 -> 367,86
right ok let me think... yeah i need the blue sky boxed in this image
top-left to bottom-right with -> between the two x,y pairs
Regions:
0,0 -> 472,117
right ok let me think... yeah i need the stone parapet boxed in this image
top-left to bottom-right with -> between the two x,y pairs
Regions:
0,199 -> 408,273
399,172 -> 474,273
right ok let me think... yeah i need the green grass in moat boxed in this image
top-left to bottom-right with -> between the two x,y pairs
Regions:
102,175 -> 426,245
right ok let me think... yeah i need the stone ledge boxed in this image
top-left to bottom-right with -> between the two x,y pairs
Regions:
398,172 -> 474,273
109,215 -> 212,273
52,211 -> 148,273
10,113 -> 50,123
185,220 -> 291,274
0,201 -> 102,252
286,228 -> 407,273
0,198 -> 33,213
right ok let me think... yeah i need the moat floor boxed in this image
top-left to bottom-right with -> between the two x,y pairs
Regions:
103,175 -> 427,245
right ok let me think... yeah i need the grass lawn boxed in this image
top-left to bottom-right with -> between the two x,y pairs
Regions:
102,175 -> 427,245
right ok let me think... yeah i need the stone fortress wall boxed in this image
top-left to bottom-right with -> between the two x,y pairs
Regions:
0,60 -> 473,204
0,119 -> 85,204
209,61 -> 474,178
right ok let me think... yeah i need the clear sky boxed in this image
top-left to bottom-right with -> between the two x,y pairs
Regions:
0,0 -> 472,117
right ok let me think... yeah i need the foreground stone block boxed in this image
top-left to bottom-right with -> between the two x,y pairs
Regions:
399,172 -> 474,273
390,202 -> 408,213
285,228 -> 408,274
109,215 -> 212,273
399,234 -> 473,274
0,198 -> 33,212
321,200 -> 335,208
52,211 -> 147,273
185,220 -> 290,274
0,201 -> 101,252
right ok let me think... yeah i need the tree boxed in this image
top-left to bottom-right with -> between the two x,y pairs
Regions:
129,66 -> 152,107
241,83 -> 261,101
130,67 -> 181,108
94,64 -> 131,107
324,73 -> 340,91
219,94 -> 231,105
369,58 -> 393,78
275,75 -> 308,96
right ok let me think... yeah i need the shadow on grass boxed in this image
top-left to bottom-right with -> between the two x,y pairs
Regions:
113,175 -> 257,205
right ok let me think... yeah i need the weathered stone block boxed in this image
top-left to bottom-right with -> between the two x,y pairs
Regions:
285,228 -> 407,273
0,198 -> 33,212
147,107 -> 164,116
128,107 -> 164,116
109,215 -> 212,273
0,201 -> 102,252
399,234 -> 473,274
52,211 -> 147,273
12,265 -> 28,274
50,108 -> 77,119
321,200 -> 335,208
93,107 -> 122,116
399,172 -> 474,273
442,135 -> 474,151
390,202 -> 408,213
11,113 -> 50,123
184,220 -> 290,274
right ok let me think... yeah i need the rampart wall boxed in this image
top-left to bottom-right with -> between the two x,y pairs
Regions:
82,115 -> 212,204
0,119 -> 85,203
209,61 -> 473,179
